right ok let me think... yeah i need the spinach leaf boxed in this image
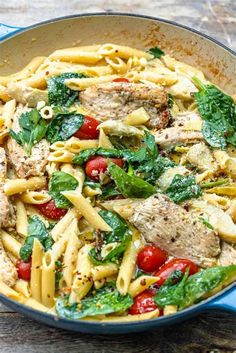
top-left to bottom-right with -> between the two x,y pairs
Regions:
108,162 -> 156,199
49,171 -> 78,209
20,216 -> 53,261
193,77 -> 236,149
72,147 -> 125,165
148,46 -> 165,58
9,109 -> 48,155
46,107 -> 84,143
98,183 -> 122,201
155,265 -> 236,309
56,283 -> 133,319
47,72 -> 86,106
89,210 -> 132,265
154,270 -> 188,308
165,174 -> 202,203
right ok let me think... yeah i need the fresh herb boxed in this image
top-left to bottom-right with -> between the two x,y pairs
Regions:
148,46 -> 165,59
200,178 -> 229,188
198,217 -> 214,230
89,210 -> 132,265
56,283 -> 133,319
9,109 -> 48,155
108,162 -> 156,199
154,265 -> 236,309
46,107 -> 84,143
193,77 -> 236,149
55,260 -> 63,289
168,94 -> 174,108
47,72 -> 86,106
73,147 -> 125,165
165,174 -> 202,203
49,171 -> 78,209
20,216 -> 53,261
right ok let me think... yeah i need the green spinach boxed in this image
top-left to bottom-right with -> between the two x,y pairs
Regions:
47,72 -> 86,106
56,283 -> 133,319
89,210 -> 132,265
193,77 -> 236,149
20,216 -> 53,261
49,171 -> 78,209
46,107 -> 84,143
9,109 -> 48,155
165,174 -> 202,203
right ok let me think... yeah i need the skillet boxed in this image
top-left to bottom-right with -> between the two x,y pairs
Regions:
0,13 -> 235,334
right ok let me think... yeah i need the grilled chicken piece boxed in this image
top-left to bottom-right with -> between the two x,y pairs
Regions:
0,147 -> 16,229
80,82 -> 169,129
128,194 -> 220,267
218,242 -> 236,266
0,240 -> 17,287
7,105 -> 50,178
155,127 -> 203,148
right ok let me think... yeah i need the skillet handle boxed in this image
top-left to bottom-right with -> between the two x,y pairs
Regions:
0,23 -> 23,41
204,285 -> 236,313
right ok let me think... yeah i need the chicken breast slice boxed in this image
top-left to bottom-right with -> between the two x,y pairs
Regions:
7,105 -> 50,178
0,240 -> 17,287
218,242 -> 236,266
80,82 -> 169,129
155,127 -> 203,148
128,194 -> 220,267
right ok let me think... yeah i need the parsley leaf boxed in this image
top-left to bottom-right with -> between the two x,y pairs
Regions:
148,46 -> 165,58
9,109 -> 48,155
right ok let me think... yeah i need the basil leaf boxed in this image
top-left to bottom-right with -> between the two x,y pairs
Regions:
89,210 -> 132,265
49,171 -> 78,209
20,216 -> 53,261
56,283 -> 133,319
9,109 -> 48,155
46,108 -> 84,143
47,72 -> 86,106
165,174 -> 202,203
148,46 -> 165,58
193,77 -> 236,149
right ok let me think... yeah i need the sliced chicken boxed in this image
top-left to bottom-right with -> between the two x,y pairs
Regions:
128,194 -> 220,267
7,105 -> 50,178
218,242 -> 236,266
0,147 -> 16,229
155,127 -> 203,148
0,240 -> 17,287
80,82 -> 169,129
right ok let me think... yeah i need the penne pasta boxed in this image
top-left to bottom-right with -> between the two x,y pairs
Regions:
128,275 -> 160,297
41,251 -> 55,307
4,176 -> 47,196
98,43 -> 152,60
15,200 -> 28,237
20,191 -> 51,205
30,238 -> 44,302
0,230 -> 21,258
65,75 -> 119,90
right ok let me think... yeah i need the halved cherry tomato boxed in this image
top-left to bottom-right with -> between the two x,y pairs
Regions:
129,289 -> 158,315
85,156 -> 124,181
137,245 -> 168,273
113,78 -> 130,83
155,258 -> 198,287
16,260 -> 31,281
74,116 -> 100,139
36,200 -> 67,220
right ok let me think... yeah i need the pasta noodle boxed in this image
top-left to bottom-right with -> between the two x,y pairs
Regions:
30,239 -> 44,302
15,200 -> 28,237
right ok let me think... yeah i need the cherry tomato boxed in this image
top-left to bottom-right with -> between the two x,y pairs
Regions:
74,116 -> 100,139
36,199 -> 67,220
129,289 -> 158,315
16,260 -> 31,281
137,245 -> 168,273
85,156 -> 124,181
113,78 -> 130,83
155,258 -> 199,287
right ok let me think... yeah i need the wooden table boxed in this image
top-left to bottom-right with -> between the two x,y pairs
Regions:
0,1 -> 236,352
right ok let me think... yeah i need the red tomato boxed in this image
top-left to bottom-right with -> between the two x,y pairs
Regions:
16,260 -> 31,281
74,116 -> 100,139
85,156 -> 124,181
113,78 -> 130,83
155,258 -> 199,286
129,289 -> 158,315
36,200 -> 67,220
137,245 -> 168,273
